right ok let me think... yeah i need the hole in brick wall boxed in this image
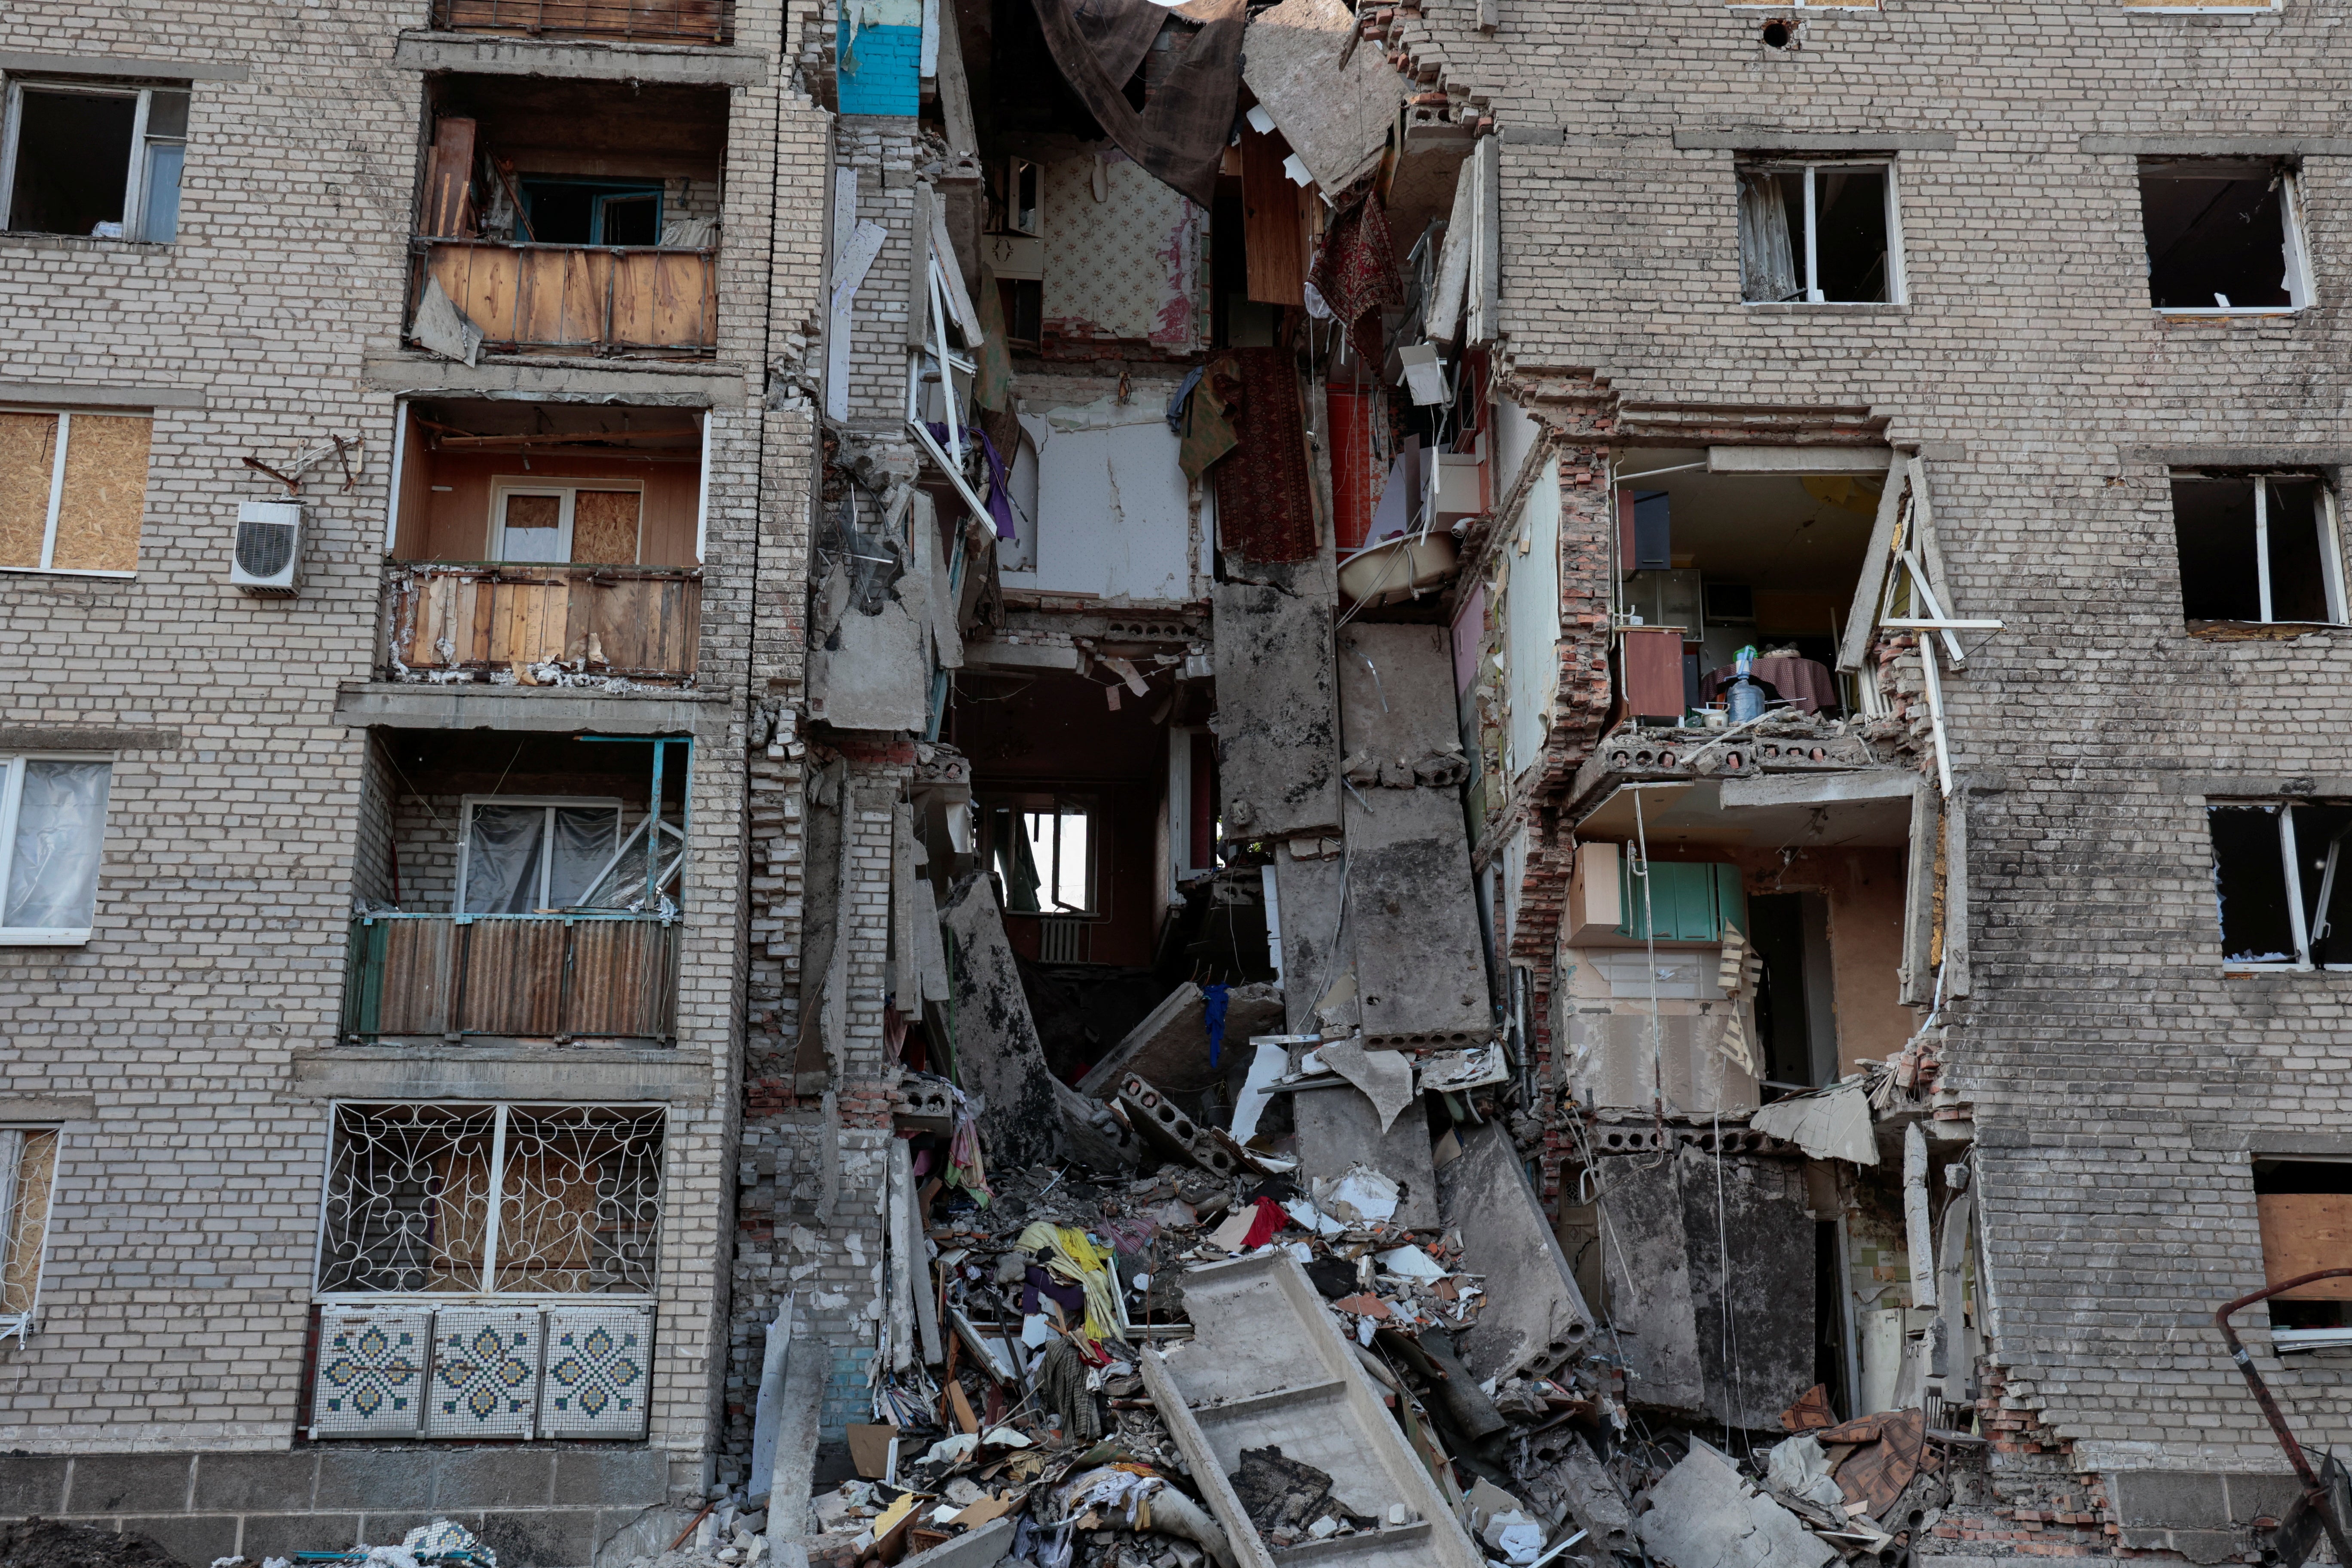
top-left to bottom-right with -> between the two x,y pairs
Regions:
1760,18 -> 1795,47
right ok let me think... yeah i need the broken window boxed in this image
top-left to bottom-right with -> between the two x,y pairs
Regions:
2171,474 -> 2344,626
2254,1159 -> 2352,1346
2208,801 -> 2352,968
2,81 -> 188,241
0,1127 -> 58,1344
988,800 -> 1098,915
0,410 -> 152,575
2138,159 -> 2308,312
0,756 -> 112,944
1738,162 -> 1898,304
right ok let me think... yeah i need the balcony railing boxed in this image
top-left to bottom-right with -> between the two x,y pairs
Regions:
388,563 -> 702,684
342,914 -> 679,1044
416,241 -> 718,356
429,0 -> 731,43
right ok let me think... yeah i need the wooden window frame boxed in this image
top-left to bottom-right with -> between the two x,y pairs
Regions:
486,476 -> 644,565
0,753 -> 112,946
0,78 -> 189,243
0,407 -> 149,579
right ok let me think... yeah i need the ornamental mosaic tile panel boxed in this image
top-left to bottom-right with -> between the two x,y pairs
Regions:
313,1308 -> 430,1437
539,1304 -> 653,1437
426,1306 -> 543,1438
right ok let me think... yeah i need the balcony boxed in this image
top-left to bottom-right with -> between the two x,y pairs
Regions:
429,0 -> 732,43
416,240 -> 718,357
341,913 -> 679,1044
390,562 -> 703,684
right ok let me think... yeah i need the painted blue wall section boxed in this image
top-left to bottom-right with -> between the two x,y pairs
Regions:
838,16 -> 922,116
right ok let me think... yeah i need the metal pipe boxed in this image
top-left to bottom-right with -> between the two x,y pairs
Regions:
2214,1267 -> 2352,1565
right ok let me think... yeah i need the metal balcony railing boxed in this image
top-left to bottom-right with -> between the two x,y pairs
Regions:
341,914 -> 679,1044
428,0 -> 731,44
387,562 -> 703,684
414,241 -> 719,356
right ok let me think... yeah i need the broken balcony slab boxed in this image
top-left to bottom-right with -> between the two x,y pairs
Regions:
937,875 -> 1065,1170
1240,0 -> 1404,196
1436,1121 -> 1595,1383
1292,1081 -> 1437,1230
1571,774 -> 1914,850
1213,579 -> 1341,842
806,558 -> 931,732
1143,1251 -> 1485,1568
1336,622 -> 1458,773
1341,788 -> 1490,1046
1634,1438 -> 1837,1568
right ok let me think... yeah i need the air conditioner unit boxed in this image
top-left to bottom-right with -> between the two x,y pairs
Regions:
231,501 -> 303,596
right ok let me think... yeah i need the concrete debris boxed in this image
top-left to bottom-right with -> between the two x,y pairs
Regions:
1211,578 -> 1340,841
938,873 -> 1067,1169
1240,0 -> 1403,195
1292,1080 -> 1437,1229
1633,1439 -> 1837,1568
1314,1038 -> 1415,1133
1436,1121 -> 1593,1383
1748,1075 -> 1876,1165
1339,788 -> 1490,1045
1078,982 -> 1285,1099
805,557 -> 930,731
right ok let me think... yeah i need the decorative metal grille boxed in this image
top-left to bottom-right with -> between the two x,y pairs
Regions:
318,1103 -> 662,1297
1,1128 -> 59,1333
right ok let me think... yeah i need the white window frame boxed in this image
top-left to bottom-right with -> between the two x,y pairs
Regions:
486,477 -> 645,564
0,753 -> 112,945
453,794 -> 625,914
2143,166 -> 2312,316
311,1100 -> 665,1306
2174,473 -> 2348,625
2214,799 -> 2352,973
0,407 -> 147,579
1739,160 -> 1906,306
0,1125 -> 59,1347
2123,0 -> 2279,15
0,79 -> 188,242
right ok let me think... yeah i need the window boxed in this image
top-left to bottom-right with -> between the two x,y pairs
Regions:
488,478 -> 645,565
0,1128 -> 59,1345
2254,1159 -> 2352,1350
2208,802 -> 2352,968
0,756 -> 111,944
516,178 -> 662,245
987,799 -> 1098,916
309,1102 -> 660,1440
2138,160 -> 2309,313
2,81 -> 188,241
0,410 -> 152,575
2172,475 -> 2346,626
1738,162 -> 1899,304
456,795 -> 684,915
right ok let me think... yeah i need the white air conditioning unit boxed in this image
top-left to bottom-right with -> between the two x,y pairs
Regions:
231,500 -> 303,596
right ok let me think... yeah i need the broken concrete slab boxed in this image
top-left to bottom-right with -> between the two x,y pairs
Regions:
1634,1438 -> 1834,1568
1240,0 -> 1404,196
938,874 -> 1064,1169
1336,622 -> 1458,773
893,1514 -> 1016,1568
1750,1076 -> 1876,1165
1273,845 -> 1353,1035
1342,789 -> 1489,1045
1292,1081 -> 1436,1230
1213,579 -> 1340,842
806,557 -> 930,731
1077,983 -> 1286,1099
1436,1121 -> 1593,1382
1116,1074 -> 1248,1182
1517,1436 -> 1635,1560
1144,1251 -> 1485,1568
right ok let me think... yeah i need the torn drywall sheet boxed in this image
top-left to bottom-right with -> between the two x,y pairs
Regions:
1438,1121 -> 1593,1382
1241,0 -> 1405,195
1749,1076 -> 1877,1165
939,873 -> 1065,1168
1341,788 -> 1488,1043
1213,578 -> 1341,840
1317,1038 -> 1415,1133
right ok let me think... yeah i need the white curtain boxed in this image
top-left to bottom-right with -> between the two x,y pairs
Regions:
462,804 -> 547,913
1739,171 -> 1800,303
3,761 -> 110,930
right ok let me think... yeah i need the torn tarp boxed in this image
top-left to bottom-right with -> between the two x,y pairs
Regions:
1026,0 -> 1245,208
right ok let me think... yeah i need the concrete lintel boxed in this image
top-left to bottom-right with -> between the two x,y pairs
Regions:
961,640 -> 1083,671
0,1094 -> 100,1121
1707,444 -> 1891,474
2082,134 -> 2352,157
2174,774 -> 2352,799
392,32 -> 771,84
2132,446 -> 2352,469
0,381 -> 207,410
1674,128 -> 1957,153
0,726 -> 181,752
360,355 -> 747,405
0,51 -> 249,80
1718,769 -> 1920,809
334,683 -> 726,736
289,1045 -> 714,1105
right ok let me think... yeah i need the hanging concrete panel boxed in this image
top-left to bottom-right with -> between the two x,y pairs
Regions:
1292,1083 -> 1437,1230
1213,579 -> 1340,841
1342,789 -> 1488,1045
1437,1121 -> 1596,1383
1336,622 -> 1458,773
938,875 -> 1064,1169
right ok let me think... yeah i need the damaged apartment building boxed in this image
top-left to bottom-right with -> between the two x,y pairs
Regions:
9,0 -> 2352,1558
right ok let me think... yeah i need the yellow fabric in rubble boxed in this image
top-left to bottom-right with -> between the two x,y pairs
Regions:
1015,1221 -> 1126,1344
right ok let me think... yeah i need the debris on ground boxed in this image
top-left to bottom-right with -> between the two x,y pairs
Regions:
0,1522 -> 188,1568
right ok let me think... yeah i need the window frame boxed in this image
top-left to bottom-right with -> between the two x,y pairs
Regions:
0,407 -> 149,579
2211,799 -> 2352,973
0,78 -> 188,243
453,793 -> 626,914
2139,163 -> 2313,316
0,1125 -> 60,1347
2252,1154 -> 2352,1351
0,753 -> 113,946
1737,159 -> 1907,307
985,793 -> 1105,919
2174,472 -> 2349,626
485,476 -> 645,564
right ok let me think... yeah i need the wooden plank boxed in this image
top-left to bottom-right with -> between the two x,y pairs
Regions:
0,412 -> 56,569
423,118 -> 478,237
2259,1193 -> 2352,1299
467,575 -> 496,663
52,413 -> 149,571
1240,126 -> 1305,307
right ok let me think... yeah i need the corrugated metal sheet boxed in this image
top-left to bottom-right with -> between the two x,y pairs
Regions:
346,916 -> 678,1043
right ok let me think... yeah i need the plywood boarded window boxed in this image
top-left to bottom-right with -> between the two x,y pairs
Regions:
0,410 -> 150,574
488,478 -> 641,564
2254,1159 -> 2352,1340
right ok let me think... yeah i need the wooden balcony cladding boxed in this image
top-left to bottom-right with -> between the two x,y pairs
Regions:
390,563 -> 702,684
429,0 -> 731,43
342,915 -> 679,1044
418,241 -> 718,356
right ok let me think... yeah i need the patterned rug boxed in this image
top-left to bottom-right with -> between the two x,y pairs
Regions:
1213,348 -> 1318,562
